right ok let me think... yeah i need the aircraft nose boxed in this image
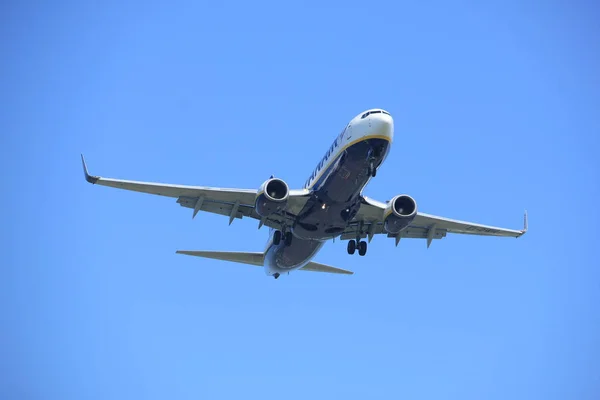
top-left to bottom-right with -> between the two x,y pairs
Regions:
370,112 -> 394,140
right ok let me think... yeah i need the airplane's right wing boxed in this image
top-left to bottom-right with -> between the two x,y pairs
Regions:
81,155 -> 310,229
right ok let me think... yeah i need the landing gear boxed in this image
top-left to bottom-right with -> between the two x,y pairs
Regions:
273,230 -> 293,246
358,240 -> 367,256
347,239 -> 356,255
273,273 -> 280,279
369,160 -> 377,177
284,231 -> 293,246
367,145 -> 381,178
273,230 -> 282,245
347,239 -> 367,256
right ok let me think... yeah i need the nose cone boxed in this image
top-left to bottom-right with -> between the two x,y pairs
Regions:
351,109 -> 395,142
370,112 -> 394,141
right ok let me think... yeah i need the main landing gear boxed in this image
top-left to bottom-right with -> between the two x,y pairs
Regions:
273,230 -> 293,246
347,239 -> 367,256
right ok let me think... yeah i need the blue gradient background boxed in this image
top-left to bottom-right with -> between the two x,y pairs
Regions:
2,1 -> 599,399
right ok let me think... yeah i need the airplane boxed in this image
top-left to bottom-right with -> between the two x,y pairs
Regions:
81,108 -> 527,279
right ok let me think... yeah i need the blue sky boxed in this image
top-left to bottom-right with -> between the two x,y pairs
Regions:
2,1 -> 599,399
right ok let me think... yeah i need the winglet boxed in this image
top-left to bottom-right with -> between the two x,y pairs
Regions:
81,154 -> 99,184
516,210 -> 528,238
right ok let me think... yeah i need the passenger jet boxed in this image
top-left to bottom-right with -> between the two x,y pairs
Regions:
81,108 -> 527,278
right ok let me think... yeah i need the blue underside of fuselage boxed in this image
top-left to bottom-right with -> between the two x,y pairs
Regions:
264,138 -> 390,273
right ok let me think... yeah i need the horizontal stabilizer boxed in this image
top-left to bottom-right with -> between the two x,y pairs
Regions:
176,250 -> 264,266
176,250 -> 352,275
300,261 -> 353,275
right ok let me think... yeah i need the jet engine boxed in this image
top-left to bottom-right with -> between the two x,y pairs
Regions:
255,178 -> 290,218
384,194 -> 418,234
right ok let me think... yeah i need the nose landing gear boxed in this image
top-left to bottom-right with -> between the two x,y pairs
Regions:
369,160 -> 377,177
367,145 -> 384,178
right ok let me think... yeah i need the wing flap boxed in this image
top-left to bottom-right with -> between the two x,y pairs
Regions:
177,197 -> 249,220
176,196 -> 291,229
340,224 -> 447,241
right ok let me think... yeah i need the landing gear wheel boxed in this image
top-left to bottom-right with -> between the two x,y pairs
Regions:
347,240 -> 356,255
273,273 -> 280,279
273,230 -> 282,245
370,161 -> 377,177
358,240 -> 367,256
284,232 -> 293,246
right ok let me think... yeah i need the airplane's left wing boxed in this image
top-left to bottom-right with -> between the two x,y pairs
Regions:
342,196 -> 527,247
81,155 -> 310,228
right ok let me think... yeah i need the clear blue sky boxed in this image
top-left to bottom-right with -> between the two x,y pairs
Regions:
2,1 -> 599,399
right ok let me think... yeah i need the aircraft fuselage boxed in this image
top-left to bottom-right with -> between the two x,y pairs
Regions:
263,109 -> 394,277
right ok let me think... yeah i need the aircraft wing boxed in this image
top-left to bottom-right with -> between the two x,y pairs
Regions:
341,196 -> 527,247
81,155 -> 310,228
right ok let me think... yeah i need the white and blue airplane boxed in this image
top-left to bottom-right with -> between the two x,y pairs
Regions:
82,108 -> 527,279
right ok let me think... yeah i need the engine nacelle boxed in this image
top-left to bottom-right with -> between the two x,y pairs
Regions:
384,194 -> 418,234
255,178 -> 290,218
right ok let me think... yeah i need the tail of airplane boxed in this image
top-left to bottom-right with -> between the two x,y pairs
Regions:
175,250 -> 354,275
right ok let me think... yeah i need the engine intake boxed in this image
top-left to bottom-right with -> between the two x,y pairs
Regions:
384,194 -> 418,234
255,178 -> 290,218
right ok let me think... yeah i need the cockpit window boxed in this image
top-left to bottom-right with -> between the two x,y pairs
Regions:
361,110 -> 389,119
